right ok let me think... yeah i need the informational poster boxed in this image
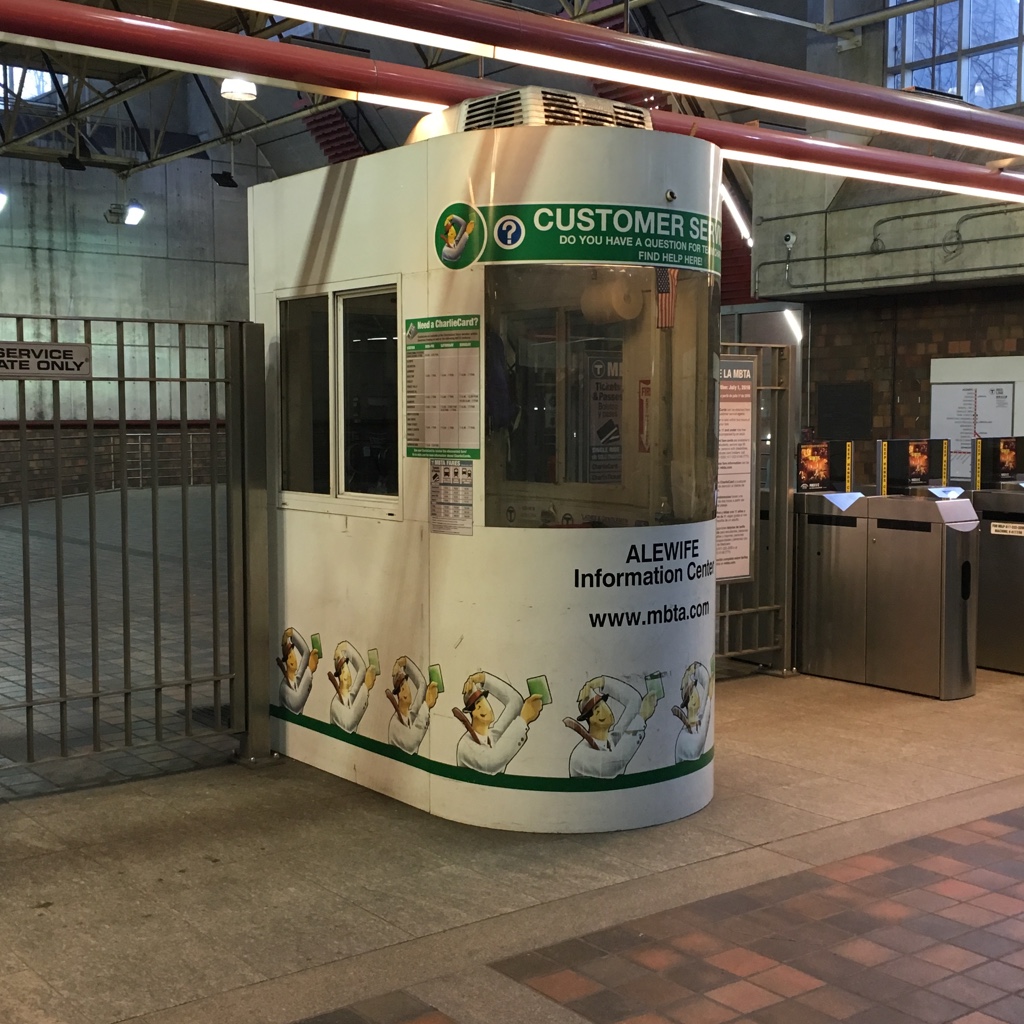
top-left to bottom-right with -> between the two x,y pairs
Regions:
429,458 -> 473,536
587,355 -> 622,483
405,315 -> 481,459
930,382 -> 1014,481
716,357 -> 757,581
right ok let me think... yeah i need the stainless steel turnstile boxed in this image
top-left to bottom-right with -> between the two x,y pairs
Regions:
796,492 -> 869,683
865,496 -> 978,699
972,487 -> 1024,674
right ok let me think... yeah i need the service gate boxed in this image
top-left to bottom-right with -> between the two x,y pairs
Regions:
0,314 -> 268,783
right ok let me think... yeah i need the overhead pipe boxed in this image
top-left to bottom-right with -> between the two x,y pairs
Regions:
2,0 -> 1024,202
277,0 -> 1024,154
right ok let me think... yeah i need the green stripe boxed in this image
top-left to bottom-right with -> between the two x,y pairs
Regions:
270,704 -> 713,792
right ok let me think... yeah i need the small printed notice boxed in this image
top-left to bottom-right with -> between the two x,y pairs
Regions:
430,459 -> 473,536
716,357 -> 757,581
0,343 -> 92,380
406,315 -> 481,459
992,521 -> 1024,537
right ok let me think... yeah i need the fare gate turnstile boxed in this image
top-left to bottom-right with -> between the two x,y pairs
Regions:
864,496 -> 978,700
796,493 -> 869,684
972,488 -> 1024,674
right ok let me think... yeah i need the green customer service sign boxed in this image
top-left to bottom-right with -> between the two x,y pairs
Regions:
435,201 -> 721,274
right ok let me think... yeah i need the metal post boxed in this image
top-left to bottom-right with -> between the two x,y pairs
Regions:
228,322 -> 272,763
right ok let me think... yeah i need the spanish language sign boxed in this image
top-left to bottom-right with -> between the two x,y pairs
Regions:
405,316 -> 481,459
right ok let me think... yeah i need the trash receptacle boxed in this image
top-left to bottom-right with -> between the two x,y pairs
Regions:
971,487 -> 1024,674
865,496 -> 978,699
796,492 -> 869,683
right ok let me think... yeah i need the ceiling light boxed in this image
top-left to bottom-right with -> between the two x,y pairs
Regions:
355,91 -> 445,113
783,308 -> 803,343
124,200 -> 145,226
719,147 -> 1024,205
0,190 -> 7,214
720,184 -> 753,248
221,77 -> 258,102
212,170 -> 239,188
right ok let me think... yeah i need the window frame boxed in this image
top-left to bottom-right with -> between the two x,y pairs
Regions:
274,276 -> 404,522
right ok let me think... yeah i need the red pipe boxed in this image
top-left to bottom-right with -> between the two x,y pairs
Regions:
310,0 -> 1024,151
1,0 -> 1022,200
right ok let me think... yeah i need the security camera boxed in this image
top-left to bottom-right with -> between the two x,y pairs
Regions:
783,231 -> 796,248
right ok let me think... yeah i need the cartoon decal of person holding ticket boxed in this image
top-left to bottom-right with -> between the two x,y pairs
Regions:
673,661 -> 713,762
276,627 -> 319,715
328,641 -> 376,733
563,676 -> 657,779
386,656 -> 437,754
453,672 -> 543,774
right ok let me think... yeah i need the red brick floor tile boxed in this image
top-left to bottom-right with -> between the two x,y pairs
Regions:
933,827 -> 987,845
796,986 -> 873,1020
615,975 -> 696,1009
917,943 -> 988,971
916,855 -> 974,876
669,931 -> 733,956
618,1015 -> 675,1024
878,954 -> 953,986
820,884 -> 875,908
813,863 -> 872,883
707,948 -> 780,977
625,945 -> 687,972
664,995 -> 740,1024
526,969 -> 604,1002
927,879 -> 990,901
929,974 -> 1007,1009
965,960 -> 1024,993
780,893 -> 849,921
937,904 -> 1005,927
706,980 -> 783,1013
969,892 -> 1024,915
843,854 -> 899,873
832,937 -> 900,966
962,820 -> 1016,837
1006,881 -> 1024,900
950,1016 -> 1007,1024
861,900 -> 917,922
407,1014 -> 456,1024
749,964 -> 825,997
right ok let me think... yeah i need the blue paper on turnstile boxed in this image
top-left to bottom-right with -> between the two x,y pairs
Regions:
824,491 -> 864,512
928,486 -> 964,500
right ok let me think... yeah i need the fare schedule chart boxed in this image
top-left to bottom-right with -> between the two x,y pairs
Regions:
405,315 -> 481,459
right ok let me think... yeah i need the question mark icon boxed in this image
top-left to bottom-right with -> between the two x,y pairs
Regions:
494,215 -> 524,250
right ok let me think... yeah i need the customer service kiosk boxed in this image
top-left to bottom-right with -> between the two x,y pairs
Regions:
249,88 -> 721,832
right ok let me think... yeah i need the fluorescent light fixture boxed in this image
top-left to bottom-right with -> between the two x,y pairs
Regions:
355,91 -> 445,113
124,200 -> 145,226
719,147 -> 1024,205
0,190 -> 7,214
221,77 -> 258,101
783,308 -> 803,343
720,184 -> 753,248
194,0 -> 492,57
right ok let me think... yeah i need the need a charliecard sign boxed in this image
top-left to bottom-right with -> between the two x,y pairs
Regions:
0,343 -> 92,380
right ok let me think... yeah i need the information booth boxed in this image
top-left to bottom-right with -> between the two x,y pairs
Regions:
249,89 -> 722,832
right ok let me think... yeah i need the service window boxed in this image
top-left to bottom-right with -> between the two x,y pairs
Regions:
279,295 -> 330,494
338,289 -> 399,498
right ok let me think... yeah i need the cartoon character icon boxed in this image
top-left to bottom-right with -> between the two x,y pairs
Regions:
672,661 -> 713,762
453,672 -> 543,774
440,212 -> 475,263
386,656 -> 437,754
328,641 -> 376,733
563,676 -> 657,779
276,627 -> 319,715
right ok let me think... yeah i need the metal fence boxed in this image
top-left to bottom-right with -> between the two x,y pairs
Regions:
0,315 -> 264,767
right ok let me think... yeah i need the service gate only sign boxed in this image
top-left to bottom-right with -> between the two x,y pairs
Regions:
0,344 -> 92,380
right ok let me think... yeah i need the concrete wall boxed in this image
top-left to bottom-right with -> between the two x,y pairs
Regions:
0,151 -> 258,322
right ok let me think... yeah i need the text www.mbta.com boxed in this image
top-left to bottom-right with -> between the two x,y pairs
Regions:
589,601 -> 712,628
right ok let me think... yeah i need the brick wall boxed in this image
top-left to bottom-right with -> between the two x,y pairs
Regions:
0,426 -> 227,505
807,285 -> 1024,487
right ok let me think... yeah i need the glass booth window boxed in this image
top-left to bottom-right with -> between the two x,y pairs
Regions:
485,264 -> 718,528
280,295 -> 330,494
340,290 -> 399,496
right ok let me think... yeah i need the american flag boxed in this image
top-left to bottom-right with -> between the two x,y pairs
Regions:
656,267 -> 678,329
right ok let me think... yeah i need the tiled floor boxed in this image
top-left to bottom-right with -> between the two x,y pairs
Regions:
297,807 -> 1024,1024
